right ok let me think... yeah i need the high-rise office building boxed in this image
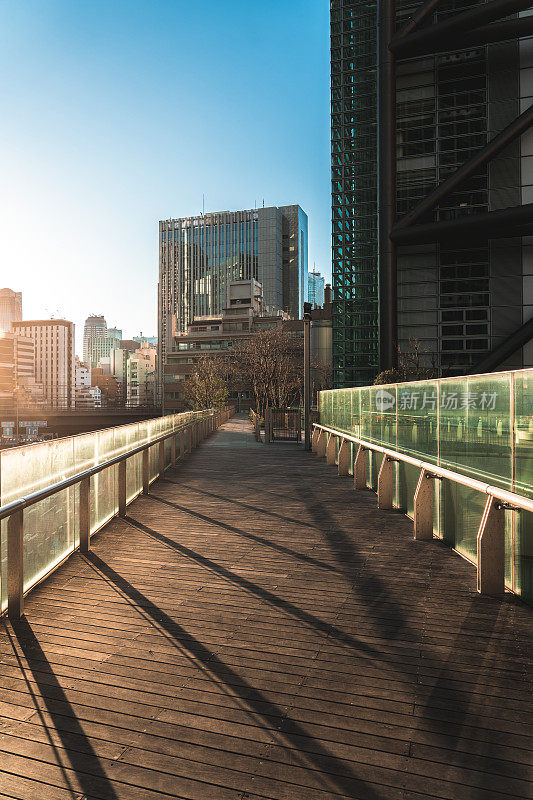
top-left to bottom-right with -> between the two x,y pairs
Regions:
0,331 -> 35,403
83,315 -> 122,367
83,315 -> 106,365
331,0 -> 533,386
158,205 -> 308,384
0,288 -> 22,333
12,319 -> 75,408
308,270 -> 326,308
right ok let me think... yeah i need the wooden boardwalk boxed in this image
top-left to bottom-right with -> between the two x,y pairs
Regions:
0,415 -> 532,800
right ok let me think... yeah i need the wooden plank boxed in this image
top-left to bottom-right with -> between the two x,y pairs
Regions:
0,415 -> 531,800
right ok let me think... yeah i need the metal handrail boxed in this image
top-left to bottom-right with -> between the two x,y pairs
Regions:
313,423 -> 533,513
0,415 -> 205,522
312,421 -> 531,598
1,407 -> 233,619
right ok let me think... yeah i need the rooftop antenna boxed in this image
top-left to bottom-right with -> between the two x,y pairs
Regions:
262,198 -> 264,208
202,194 -> 205,216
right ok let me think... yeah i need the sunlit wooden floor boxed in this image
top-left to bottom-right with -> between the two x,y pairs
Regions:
0,415 -> 531,799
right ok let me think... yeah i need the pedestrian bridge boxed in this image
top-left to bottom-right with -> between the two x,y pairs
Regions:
0,411 -> 531,799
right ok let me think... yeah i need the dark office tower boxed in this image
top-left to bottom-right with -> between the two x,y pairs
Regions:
331,0 -> 533,387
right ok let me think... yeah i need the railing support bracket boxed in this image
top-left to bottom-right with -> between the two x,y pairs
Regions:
326,433 -> 337,466
354,444 -> 367,490
338,438 -> 350,476
378,455 -> 394,509
414,468 -> 434,540
477,495 -> 505,596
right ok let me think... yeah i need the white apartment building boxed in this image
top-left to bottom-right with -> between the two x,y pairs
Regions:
74,356 -> 100,408
13,320 -> 75,409
126,343 -> 156,406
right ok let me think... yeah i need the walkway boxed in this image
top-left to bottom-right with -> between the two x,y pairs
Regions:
0,416 -> 531,800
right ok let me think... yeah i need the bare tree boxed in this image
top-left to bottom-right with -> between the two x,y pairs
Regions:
183,355 -> 229,410
230,327 -> 303,417
311,360 -> 333,403
374,338 -> 438,385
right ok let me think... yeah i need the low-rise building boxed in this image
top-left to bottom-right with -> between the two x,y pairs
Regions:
126,343 -> 156,406
163,280 -> 332,412
75,356 -> 101,408
0,330 -> 37,407
91,368 -> 122,407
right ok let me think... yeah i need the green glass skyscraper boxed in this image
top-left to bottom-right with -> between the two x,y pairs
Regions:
331,0 -> 379,387
331,0 -> 533,388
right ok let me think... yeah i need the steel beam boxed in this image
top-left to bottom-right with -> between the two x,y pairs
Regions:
394,15 -> 533,57
391,202 -> 533,246
396,0 -> 441,39
469,315 -> 533,374
378,0 -> 397,372
390,0 -> 533,58
395,105 -> 533,231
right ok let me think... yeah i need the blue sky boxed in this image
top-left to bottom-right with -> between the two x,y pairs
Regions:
0,0 -> 331,354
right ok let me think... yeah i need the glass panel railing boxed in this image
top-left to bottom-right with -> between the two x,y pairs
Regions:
0,409 -> 209,613
318,369 -> 533,603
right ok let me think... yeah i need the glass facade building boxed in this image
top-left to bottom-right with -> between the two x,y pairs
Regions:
308,269 -> 326,307
331,0 -> 379,387
158,205 -> 308,391
331,0 -> 533,387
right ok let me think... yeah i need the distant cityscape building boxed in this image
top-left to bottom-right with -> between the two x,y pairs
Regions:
75,356 -> 101,408
0,331 -> 36,404
119,339 -> 139,353
12,319 -> 75,408
0,288 -> 22,333
307,270 -> 325,308
163,279 -> 330,413
83,315 -> 122,367
158,205 -> 308,395
133,333 -> 157,346
108,327 -> 122,341
127,343 -> 156,406
91,368 -> 122,406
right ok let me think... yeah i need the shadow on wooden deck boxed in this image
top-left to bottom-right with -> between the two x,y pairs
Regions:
0,415 -> 531,799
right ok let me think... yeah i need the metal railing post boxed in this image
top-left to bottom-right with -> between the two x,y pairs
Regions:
171,435 -> 177,465
79,476 -> 91,553
316,429 -> 327,458
414,469 -> 434,540
326,433 -> 337,466
353,445 -> 367,489
338,438 -> 350,476
159,440 -> 165,475
378,456 -> 394,509
8,510 -> 24,620
142,447 -> 150,494
477,496 -> 505,595
118,460 -> 127,517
